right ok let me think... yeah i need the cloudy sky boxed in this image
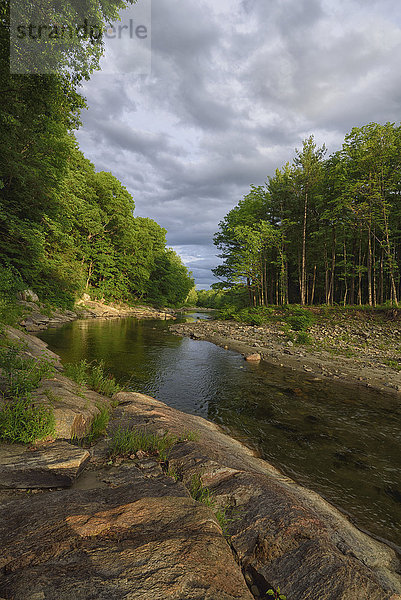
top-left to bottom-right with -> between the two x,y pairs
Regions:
75,0 -> 401,289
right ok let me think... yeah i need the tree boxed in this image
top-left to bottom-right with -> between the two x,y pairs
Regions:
292,136 -> 326,305
214,123 -> 401,307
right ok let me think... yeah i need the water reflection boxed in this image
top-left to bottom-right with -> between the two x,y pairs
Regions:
39,314 -> 401,549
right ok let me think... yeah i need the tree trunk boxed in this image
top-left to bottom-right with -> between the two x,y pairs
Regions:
301,189 -> 308,305
85,261 -> 93,290
328,227 -> 336,305
367,226 -> 373,306
311,264 -> 317,305
343,239 -> 348,306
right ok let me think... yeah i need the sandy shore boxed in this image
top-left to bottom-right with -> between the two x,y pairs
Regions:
171,314 -> 401,396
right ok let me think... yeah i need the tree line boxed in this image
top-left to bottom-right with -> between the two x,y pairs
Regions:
213,123 -> 401,307
0,0 -> 193,309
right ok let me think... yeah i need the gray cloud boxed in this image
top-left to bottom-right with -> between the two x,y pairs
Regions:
76,0 -> 401,288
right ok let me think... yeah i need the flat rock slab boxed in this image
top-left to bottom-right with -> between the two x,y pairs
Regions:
111,392 -> 401,600
4,326 -> 63,370
0,483 -> 253,600
0,441 -> 89,489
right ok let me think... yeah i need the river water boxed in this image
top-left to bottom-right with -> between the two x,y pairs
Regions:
38,312 -> 401,550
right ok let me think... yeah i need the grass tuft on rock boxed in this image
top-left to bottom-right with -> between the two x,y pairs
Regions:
0,344 -> 55,396
64,359 -> 122,397
109,427 -> 198,462
0,396 -> 55,444
0,342 -> 56,443
74,403 -> 111,447
109,427 -> 178,461
188,473 -> 234,536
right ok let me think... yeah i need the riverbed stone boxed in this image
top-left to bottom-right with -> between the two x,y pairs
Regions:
0,482 -> 254,600
245,352 -> 261,361
0,441 -> 89,489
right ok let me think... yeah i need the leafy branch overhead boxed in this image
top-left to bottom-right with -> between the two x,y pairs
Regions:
0,0 -> 193,310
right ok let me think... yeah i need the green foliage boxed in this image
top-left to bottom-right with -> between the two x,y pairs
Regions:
64,359 -> 122,396
146,249 -> 195,307
188,473 -> 233,536
76,403 -> 111,446
235,306 -> 274,325
266,587 -> 287,599
185,286 -> 198,306
218,306 -> 238,320
197,287 -> 249,310
1,0 -> 192,310
218,305 -> 274,325
286,308 -> 315,331
108,427 -> 179,462
0,396 -> 55,444
295,330 -> 312,345
0,263 -> 24,325
0,344 -> 55,396
0,342 -> 55,443
214,123 -> 401,308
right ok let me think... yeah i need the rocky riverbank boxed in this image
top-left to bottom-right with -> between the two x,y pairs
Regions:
17,295 -> 176,334
1,328 -> 401,599
171,314 -> 401,396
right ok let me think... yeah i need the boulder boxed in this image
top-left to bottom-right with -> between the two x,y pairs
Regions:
245,353 -> 261,362
34,374 -> 111,440
4,326 -> 63,370
0,441 -> 89,488
17,289 -> 39,303
0,475 -> 254,600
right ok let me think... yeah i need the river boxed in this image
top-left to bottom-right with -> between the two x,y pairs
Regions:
38,312 -> 401,551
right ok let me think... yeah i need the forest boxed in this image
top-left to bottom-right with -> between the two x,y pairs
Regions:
0,0 -> 194,314
213,125 -> 401,307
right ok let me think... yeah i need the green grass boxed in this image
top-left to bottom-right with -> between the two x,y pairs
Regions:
0,344 -> 55,397
166,465 -> 181,481
64,359 -> 122,397
0,342 -> 56,443
383,358 -> 401,371
109,427 -> 199,462
295,330 -> 312,345
74,403 -> 111,447
109,427 -> 179,461
0,396 -> 55,443
188,473 -> 234,536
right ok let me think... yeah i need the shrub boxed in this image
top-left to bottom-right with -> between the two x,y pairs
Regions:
295,330 -> 312,345
0,263 -> 25,326
219,306 -> 274,326
286,308 -> 314,331
218,306 -> 238,320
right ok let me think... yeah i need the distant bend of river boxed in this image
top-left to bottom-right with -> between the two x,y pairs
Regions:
38,312 -> 401,551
